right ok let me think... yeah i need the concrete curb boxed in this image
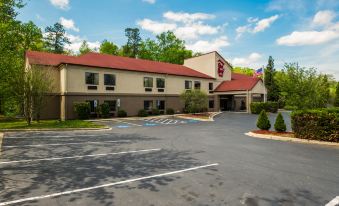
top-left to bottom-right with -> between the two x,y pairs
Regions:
245,132 -> 339,148
0,127 -> 112,133
0,132 -> 3,149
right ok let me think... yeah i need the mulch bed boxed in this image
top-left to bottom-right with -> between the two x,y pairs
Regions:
252,130 -> 295,138
178,113 -> 211,119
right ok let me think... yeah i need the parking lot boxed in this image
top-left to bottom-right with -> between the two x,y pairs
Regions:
0,112 -> 338,206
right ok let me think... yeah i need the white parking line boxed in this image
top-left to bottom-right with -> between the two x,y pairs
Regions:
0,148 -> 161,165
0,163 -> 218,206
5,134 -> 112,139
326,196 -> 339,206
2,140 -> 131,148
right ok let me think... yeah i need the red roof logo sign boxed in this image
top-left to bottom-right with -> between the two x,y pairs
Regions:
217,60 -> 225,77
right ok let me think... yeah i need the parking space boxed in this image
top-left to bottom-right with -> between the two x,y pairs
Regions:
93,116 -> 201,129
0,112 -> 338,206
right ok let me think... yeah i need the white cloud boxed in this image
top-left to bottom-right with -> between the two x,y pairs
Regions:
142,0 -> 156,4
313,10 -> 336,26
59,17 -> 79,32
253,15 -> 279,33
65,33 -> 100,53
186,36 -> 229,53
137,19 -> 177,34
236,15 -> 279,38
163,11 -> 215,23
277,30 -> 339,46
277,10 -> 339,46
50,0 -> 69,10
231,53 -> 263,67
174,23 -> 220,40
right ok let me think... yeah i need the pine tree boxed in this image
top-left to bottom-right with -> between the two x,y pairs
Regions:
44,23 -> 70,54
265,56 -> 279,101
256,110 -> 271,130
274,112 -> 286,132
335,82 -> 339,107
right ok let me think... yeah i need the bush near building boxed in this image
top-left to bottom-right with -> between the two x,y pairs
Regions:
166,108 -> 175,115
291,108 -> 339,142
256,110 -> 271,130
98,103 -> 110,118
180,90 -> 208,114
274,112 -> 286,132
151,108 -> 160,115
74,102 -> 91,119
138,109 -> 148,117
250,102 -> 278,114
117,109 -> 127,117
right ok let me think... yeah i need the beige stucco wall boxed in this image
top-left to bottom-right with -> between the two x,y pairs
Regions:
27,63 -> 61,93
251,80 -> 266,94
64,65 -> 215,95
184,52 -> 216,78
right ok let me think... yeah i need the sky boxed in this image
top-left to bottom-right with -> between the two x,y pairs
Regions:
17,0 -> 339,79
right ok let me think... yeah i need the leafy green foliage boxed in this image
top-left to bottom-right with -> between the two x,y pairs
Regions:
256,110 -> 271,130
232,67 -> 254,76
0,119 -> 104,129
138,109 -> 148,117
274,112 -> 286,132
99,40 -> 119,55
264,56 -> 279,101
122,28 -> 141,58
79,40 -> 92,55
166,108 -> 175,115
250,102 -> 278,114
180,90 -> 208,113
74,102 -> 90,119
44,22 -> 70,54
275,63 -> 330,109
335,82 -> 339,107
291,108 -> 339,142
98,103 -> 110,118
151,108 -> 160,115
117,109 -> 127,117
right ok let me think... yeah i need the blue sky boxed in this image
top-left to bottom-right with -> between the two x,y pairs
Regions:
18,0 -> 339,79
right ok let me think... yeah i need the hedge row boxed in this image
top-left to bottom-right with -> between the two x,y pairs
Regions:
250,102 -> 278,114
291,108 -> 339,142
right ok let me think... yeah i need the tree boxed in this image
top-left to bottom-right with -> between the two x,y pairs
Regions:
79,40 -> 92,55
274,112 -> 286,132
12,66 -> 55,124
264,56 -> 279,101
180,90 -> 208,113
156,31 -> 192,64
138,38 -> 159,61
99,40 -> 119,55
335,82 -> 339,107
122,28 -> 141,57
44,22 -> 70,54
232,67 -> 254,76
256,110 -> 271,130
20,21 -> 44,51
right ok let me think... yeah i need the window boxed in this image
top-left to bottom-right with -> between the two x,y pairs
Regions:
104,100 -> 116,112
144,100 -> 153,110
86,100 -> 98,113
185,80 -> 192,90
85,72 -> 99,85
209,100 -> 214,109
104,74 -> 116,86
209,83 -> 213,91
194,81 -> 201,90
156,78 -> 165,88
156,100 -> 165,110
144,77 -> 153,87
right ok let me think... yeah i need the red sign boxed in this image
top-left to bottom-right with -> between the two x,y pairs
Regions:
217,60 -> 225,77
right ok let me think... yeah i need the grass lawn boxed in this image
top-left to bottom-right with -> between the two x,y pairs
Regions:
0,119 -> 105,130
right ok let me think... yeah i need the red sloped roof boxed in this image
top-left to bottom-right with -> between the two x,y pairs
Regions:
214,73 -> 261,92
26,51 -> 214,79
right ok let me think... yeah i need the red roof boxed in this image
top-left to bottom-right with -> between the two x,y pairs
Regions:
26,51 -> 214,79
214,73 -> 261,92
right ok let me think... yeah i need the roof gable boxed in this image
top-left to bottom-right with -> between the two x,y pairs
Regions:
214,73 -> 261,92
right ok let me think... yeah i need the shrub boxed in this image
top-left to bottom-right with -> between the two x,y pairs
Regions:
291,108 -> 339,142
117,109 -> 127,117
180,89 -> 208,113
151,108 -> 160,115
166,108 -> 175,115
98,103 -> 110,118
74,102 -> 90,119
256,110 -> 271,130
138,109 -> 148,117
250,101 -> 278,114
274,112 -> 286,132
